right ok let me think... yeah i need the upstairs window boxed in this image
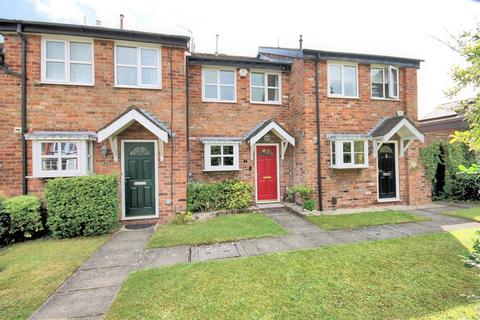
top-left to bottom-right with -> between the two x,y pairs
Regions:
203,143 -> 240,171
330,139 -> 368,169
251,72 -> 281,104
41,38 -> 93,85
371,66 -> 399,99
202,69 -> 236,102
115,45 -> 161,88
328,63 -> 358,98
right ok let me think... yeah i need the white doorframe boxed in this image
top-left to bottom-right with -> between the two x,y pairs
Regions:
376,140 -> 400,202
121,139 -> 160,220
254,143 -> 281,203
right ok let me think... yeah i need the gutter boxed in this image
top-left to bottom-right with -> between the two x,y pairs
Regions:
314,54 -> 323,211
17,23 -> 27,195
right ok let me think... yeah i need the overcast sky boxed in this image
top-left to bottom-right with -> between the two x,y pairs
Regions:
1,0 -> 478,117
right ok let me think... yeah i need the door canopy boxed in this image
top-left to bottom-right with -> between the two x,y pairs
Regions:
370,114 -> 424,157
245,119 -> 295,160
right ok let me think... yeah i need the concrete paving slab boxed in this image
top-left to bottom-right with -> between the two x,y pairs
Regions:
30,286 -> 121,320
80,247 -> 143,270
191,243 -> 240,262
440,222 -> 480,231
386,222 -> 439,236
58,266 -> 132,292
255,237 -> 291,253
138,246 -> 190,268
327,230 -> 370,244
302,232 -> 338,246
278,234 -> 319,249
237,239 -> 262,256
357,225 -> 407,240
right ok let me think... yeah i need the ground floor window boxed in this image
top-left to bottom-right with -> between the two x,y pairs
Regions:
329,139 -> 368,169
32,140 -> 93,177
203,143 -> 240,171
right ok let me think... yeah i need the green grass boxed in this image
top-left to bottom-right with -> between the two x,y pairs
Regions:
0,236 -> 109,320
107,228 -> 480,320
148,213 -> 288,248
442,208 -> 480,222
306,210 -> 429,230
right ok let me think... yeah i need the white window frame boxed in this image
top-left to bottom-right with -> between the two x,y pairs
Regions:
250,71 -> 282,104
370,65 -> 399,100
32,140 -> 93,178
41,36 -> 94,86
114,42 -> 162,89
203,143 -> 240,171
201,67 -> 237,103
327,62 -> 359,99
329,139 -> 369,169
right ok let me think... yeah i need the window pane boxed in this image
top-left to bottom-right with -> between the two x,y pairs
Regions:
61,143 -> 78,155
223,145 -> 234,155
46,61 -> 65,80
210,145 -> 221,155
220,70 -> 235,85
204,85 -> 217,99
354,141 -> 364,152
42,143 -> 58,156
223,157 -> 234,166
117,46 -> 137,65
343,142 -> 352,164
210,157 -> 221,166
268,74 -> 279,87
141,68 -> 158,85
141,49 -> 157,66
117,66 -> 137,85
204,70 -> 217,84
343,142 -> 351,153
344,81 -> 357,97
70,42 -> 92,62
46,41 -> 65,60
252,87 -> 265,102
220,86 -> 235,101
42,159 -> 58,171
343,152 -> 352,164
372,83 -> 384,98
328,65 -> 341,80
331,141 -> 336,165
329,81 -> 342,95
251,73 -> 264,86
62,158 -> 78,170
344,66 -> 357,82
354,153 -> 365,165
70,63 -> 92,83
268,88 -> 279,102
371,68 -> 383,84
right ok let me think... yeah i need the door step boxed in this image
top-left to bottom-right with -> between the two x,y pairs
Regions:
255,203 -> 285,211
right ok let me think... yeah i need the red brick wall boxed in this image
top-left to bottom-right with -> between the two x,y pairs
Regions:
0,33 -> 187,221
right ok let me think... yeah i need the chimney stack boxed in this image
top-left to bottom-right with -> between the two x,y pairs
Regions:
120,14 -> 124,30
299,34 -> 303,50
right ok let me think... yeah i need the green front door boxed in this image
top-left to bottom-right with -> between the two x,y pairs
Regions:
124,142 -> 155,217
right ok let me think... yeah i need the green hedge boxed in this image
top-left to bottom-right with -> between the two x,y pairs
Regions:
187,180 -> 253,212
451,173 -> 480,201
45,175 -> 119,238
1,195 -> 43,243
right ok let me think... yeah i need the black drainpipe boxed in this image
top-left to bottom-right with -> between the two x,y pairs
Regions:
314,54 -> 323,211
185,56 -> 190,182
17,24 -> 28,195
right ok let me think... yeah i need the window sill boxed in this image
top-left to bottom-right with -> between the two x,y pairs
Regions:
327,95 -> 359,100
330,165 -> 369,169
371,97 -> 400,101
38,81 -> 94,87
203,168 -> 241,172
201,99 -> 238,104
377,197 -> 401,203
27,172 -> 92,179
249,101 -> 283,106
114,85 -> 162,90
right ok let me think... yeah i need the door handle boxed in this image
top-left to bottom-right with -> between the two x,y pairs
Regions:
383,172 -> 392,177
263,176 -> 272,179
125,176 -> 131,180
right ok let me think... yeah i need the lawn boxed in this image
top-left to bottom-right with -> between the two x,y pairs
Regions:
148,213 -> 288,248
306,210 -> 429,230
442,207 -> 480,222
107,228 -> 480,320
0,236 -> 109,320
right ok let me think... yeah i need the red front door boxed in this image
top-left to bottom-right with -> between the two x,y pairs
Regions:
256,145 -> 278,201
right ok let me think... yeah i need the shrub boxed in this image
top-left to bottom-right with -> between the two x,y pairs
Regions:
188,180 -> 253,212
45,175 -> 119,238
303,199 -> 316,211
172,211 -> 193,224
294,185 -> 314,201
285,188 -> 295,203
3,195 -> 43,239
451,173 -> 480,201
0,197 -> 9,243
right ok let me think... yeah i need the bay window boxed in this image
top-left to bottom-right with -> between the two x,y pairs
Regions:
328,63 -> 358,98
330,139 -> 368,169
115,45 -> 161,88
203,143 -> 240,171
202,68 -> 236,102
251,72 -> 281,104
41,38 -> 93,85
371,66 -> 399,99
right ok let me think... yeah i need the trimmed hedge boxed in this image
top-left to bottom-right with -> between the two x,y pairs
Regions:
187,180 -> 253,212
45,175 -> 119,238
1,195 -> 43,243
451,173 -> 480,201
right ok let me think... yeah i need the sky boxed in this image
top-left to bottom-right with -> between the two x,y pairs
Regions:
1,0 -> 478,118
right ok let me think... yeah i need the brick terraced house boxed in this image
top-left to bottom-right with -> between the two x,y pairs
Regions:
0,19 -> 430,224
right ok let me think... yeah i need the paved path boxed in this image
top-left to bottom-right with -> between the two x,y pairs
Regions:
30,204 -> 480,319
30,227 -> 154,320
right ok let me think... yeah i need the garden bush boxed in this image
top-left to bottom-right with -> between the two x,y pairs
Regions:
2,195 -> 43,240
187,180 -> 253,212
451,172 -> 480,201
45,175 -> 119,238
303,199 -> 316,211
0,196 -> 8,243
